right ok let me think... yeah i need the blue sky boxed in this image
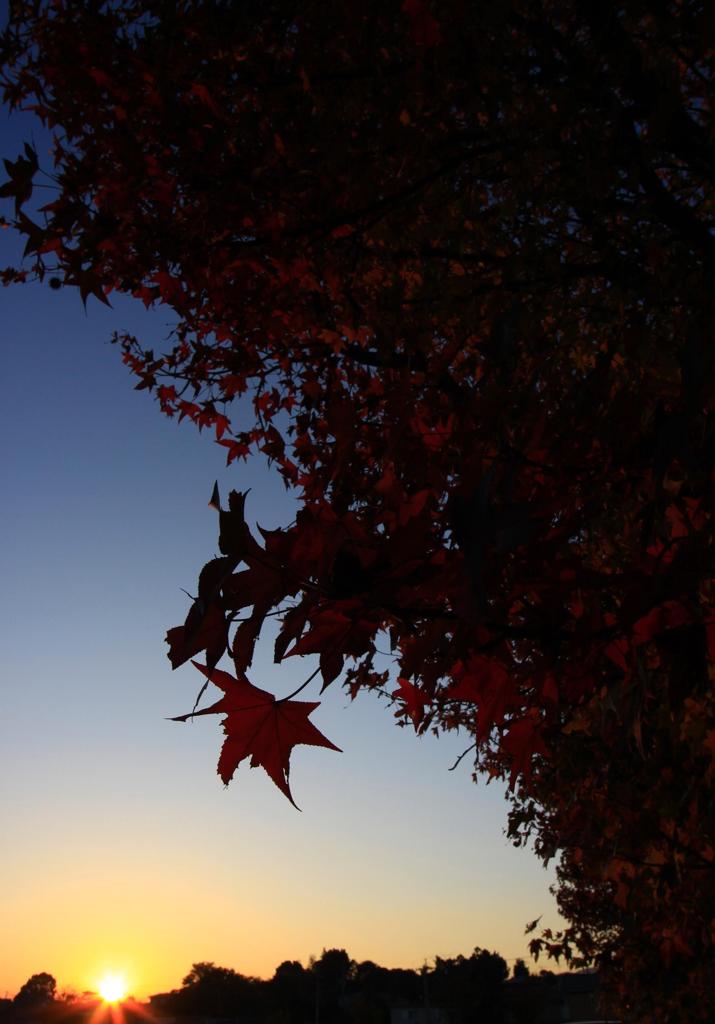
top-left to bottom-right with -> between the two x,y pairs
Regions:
0,54 -> 561,1000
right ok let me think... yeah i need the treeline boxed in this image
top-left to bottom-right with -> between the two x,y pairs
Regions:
0,952 -> 576,1024
150,949 -> 510,1023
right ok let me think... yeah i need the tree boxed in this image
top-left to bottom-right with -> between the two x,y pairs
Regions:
13,974 -> 57,1010
269,961 -> 313,1024
1,2 -> 713,1020
168,962 -> 264,1017
430,950 -> 507,1024
311,949 -> 355,1024
348,961 -> 420,1024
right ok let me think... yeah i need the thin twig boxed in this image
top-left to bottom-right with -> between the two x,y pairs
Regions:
449,742 -> 477,771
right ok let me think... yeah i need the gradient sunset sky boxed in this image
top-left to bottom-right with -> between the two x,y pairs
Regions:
0,50 -> 562,1001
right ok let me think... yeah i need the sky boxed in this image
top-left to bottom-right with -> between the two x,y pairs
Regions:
0,56 -> 562,1002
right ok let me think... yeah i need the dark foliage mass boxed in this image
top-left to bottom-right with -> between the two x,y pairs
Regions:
2,2 -> 714,1021
12,974 -> 57,1009
147,951 -> 510,1024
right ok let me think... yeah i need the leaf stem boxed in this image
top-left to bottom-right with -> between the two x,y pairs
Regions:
276,664 -> 322,703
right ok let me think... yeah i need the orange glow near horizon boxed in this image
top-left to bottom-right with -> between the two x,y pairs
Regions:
0,827 -> 564,1002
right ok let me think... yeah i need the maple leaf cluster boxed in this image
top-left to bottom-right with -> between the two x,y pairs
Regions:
2,1 -> 714,1019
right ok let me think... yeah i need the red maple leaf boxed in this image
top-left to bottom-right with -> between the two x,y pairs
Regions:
165,601 -> 228,672
172,661 -> 341,807
449,655 -> 513,740
287,609 -> 352,657
392,677 -> 431,727
501,713 -> 550,790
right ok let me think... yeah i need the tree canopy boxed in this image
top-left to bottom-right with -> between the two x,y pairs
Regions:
12,974 -> 57,1010
148,949 -> 512,1024
2,2 -> 714,1021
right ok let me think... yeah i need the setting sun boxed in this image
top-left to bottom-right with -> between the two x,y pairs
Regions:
97,974 -> 128,1004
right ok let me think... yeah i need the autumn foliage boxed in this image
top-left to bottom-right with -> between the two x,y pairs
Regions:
2,1 -> 714,1020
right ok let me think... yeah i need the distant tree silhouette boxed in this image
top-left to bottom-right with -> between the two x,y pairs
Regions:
504,969 -> 551,1024
347,961 -> 422,1024
430,949 -> 507,1024
311,949 -> 355,1024
145,948 -> 587,1024
181,962 -> 228,989
269,961 -> 313,1024
351,961 -> 421,1007
13,975 -> 56,1010
154,962 -> 265,1018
